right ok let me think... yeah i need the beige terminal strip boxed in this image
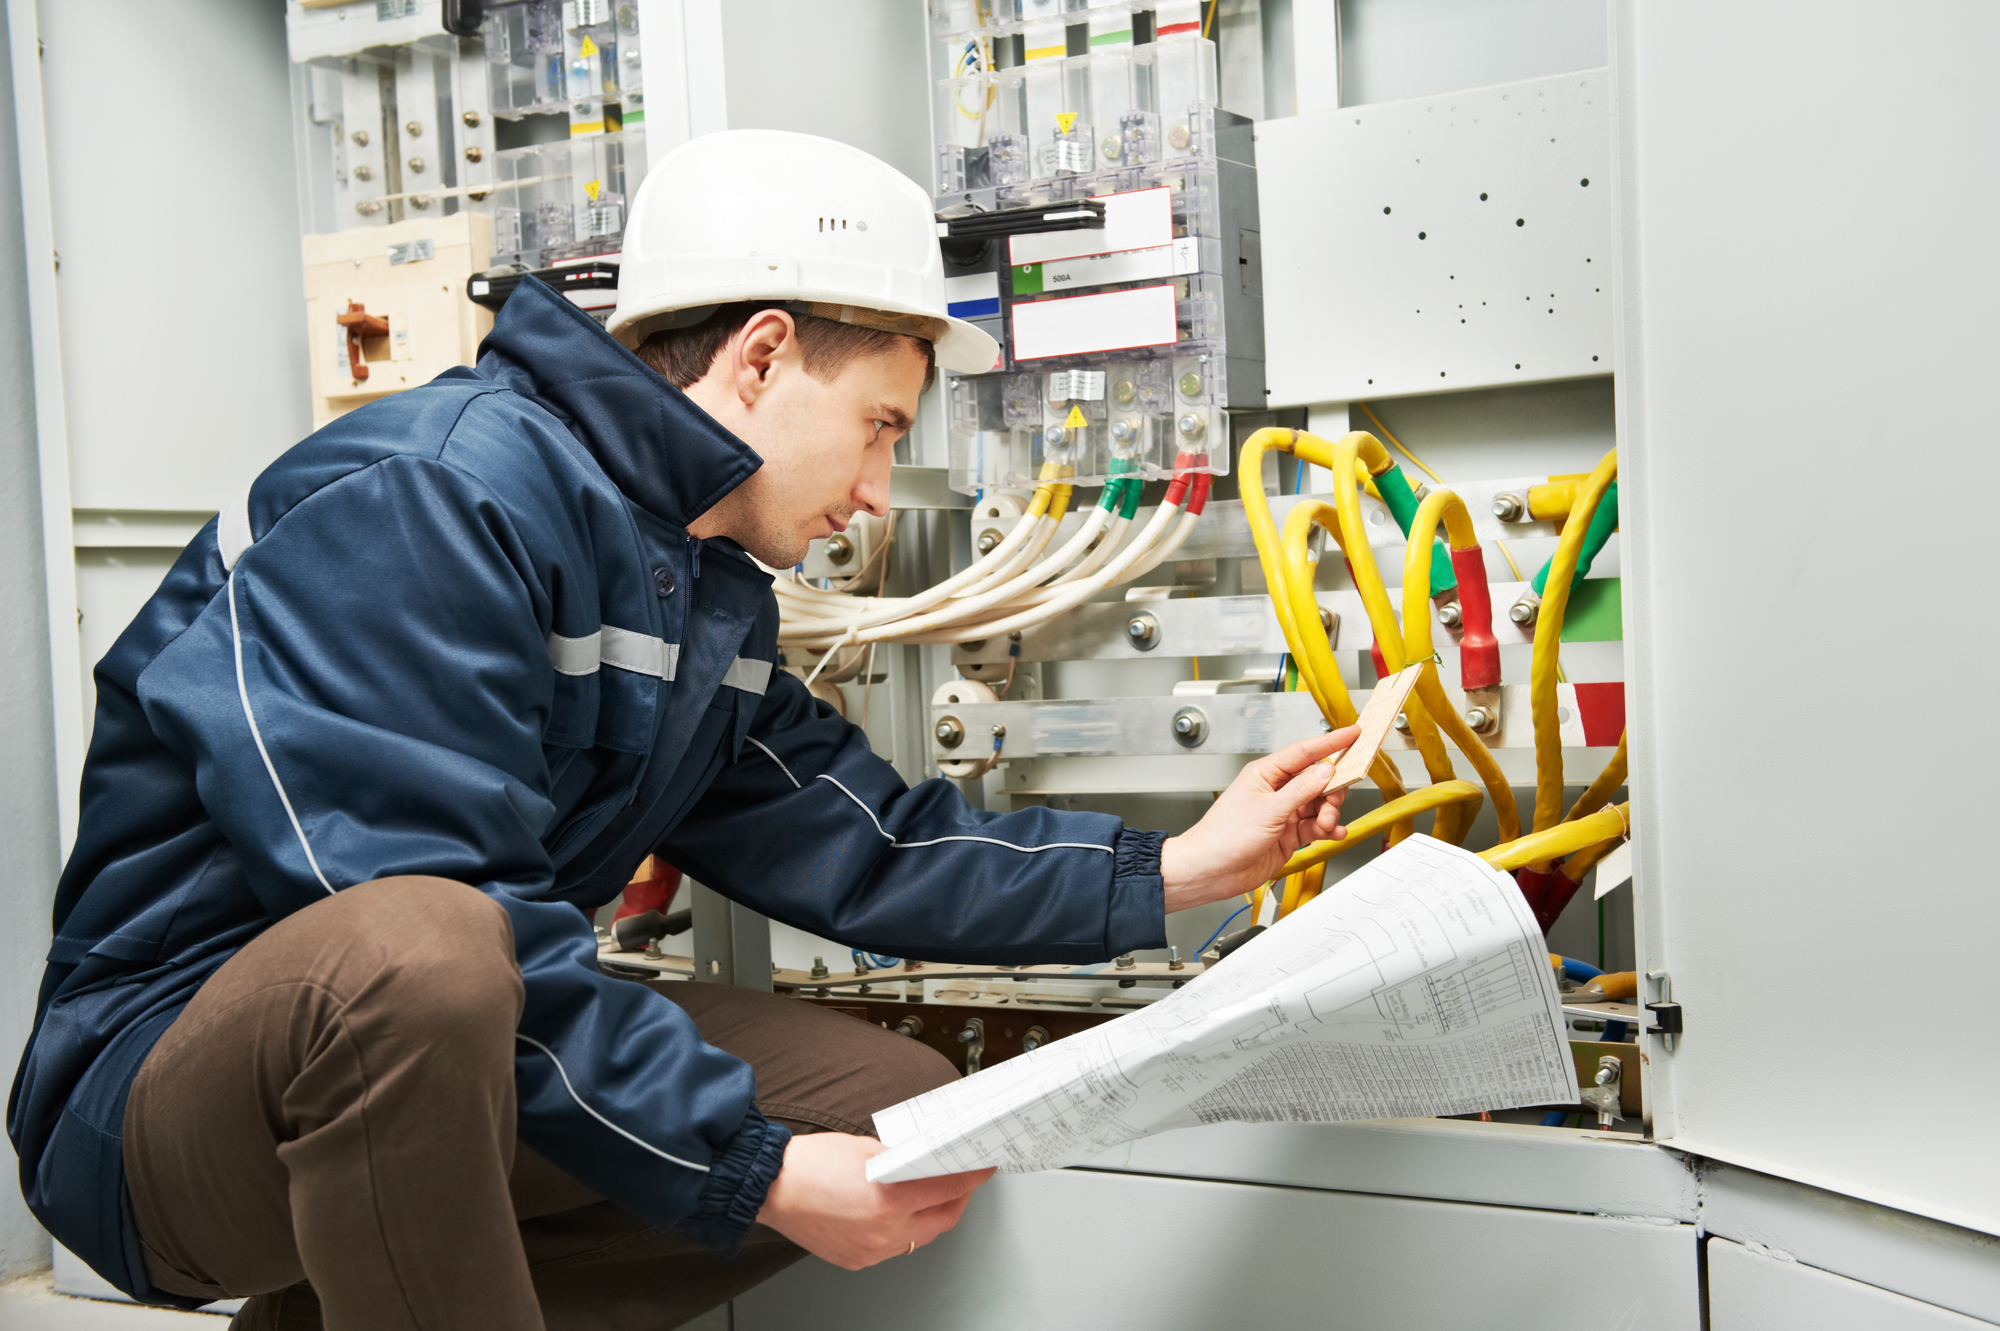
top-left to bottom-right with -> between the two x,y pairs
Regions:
1321,663 -> 1427,795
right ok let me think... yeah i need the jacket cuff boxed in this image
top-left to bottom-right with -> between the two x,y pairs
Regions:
679,1106 -> 793,1255
1105,827 -> 1169,956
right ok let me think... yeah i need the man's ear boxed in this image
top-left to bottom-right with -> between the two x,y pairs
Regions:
732,310 -> 799,408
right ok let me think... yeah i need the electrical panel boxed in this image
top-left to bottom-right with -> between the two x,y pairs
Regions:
286,0 -> 646,418
930,1 -> 1259,496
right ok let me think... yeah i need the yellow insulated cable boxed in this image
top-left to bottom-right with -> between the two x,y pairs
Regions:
1403,490 -> 1523,844
1564,730 -> 1628,824
1239,429 -> 1412,816
1484,803 -> 1629,873
1280,498 -> 1465,843
1278,781 -> 1486,878
1530,449 -> 1619,833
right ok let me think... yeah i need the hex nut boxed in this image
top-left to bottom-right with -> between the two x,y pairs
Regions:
934,716 -> 965,748
1465,706 -> 1493,732
1177,412 -> 1206,440
1438,602 -> 1463,628
351,129 -> 370,147
824,533 -> 854,565
405,120 -> 423,137
1125,612 -> 1160,650
462,110 -> 482,128
1177,371 -> 1203,397
1171,706 -> 1209,748
1393,711 -> 1411,734
1509,600 -> 1538,625
464,145 -> 483,163
1493,493 -> 1527,522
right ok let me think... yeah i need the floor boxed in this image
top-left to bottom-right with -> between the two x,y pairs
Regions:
0,1275 -> 226,1328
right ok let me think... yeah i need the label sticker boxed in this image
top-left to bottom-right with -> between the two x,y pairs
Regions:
386,238 -> 434,266
1063,404 -> 1088,429
1048,371 -> 1106,402
1054,112 -> 1077,134
1014,236 -> 1198,295
584,179 -> 602,203
578,34 -> 599,57
1011,284 -> 1179,361
1009,187 -> 1174,266
945,271 -> 1001,320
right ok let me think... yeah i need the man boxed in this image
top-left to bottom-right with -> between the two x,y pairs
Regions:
9,130 -> 1354,1329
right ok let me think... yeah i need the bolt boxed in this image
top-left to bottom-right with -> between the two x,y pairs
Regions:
351,129 -> 370,147
1115,953 -> 1136,969
1171,706 -> 1208,747
934,716 -> 964,748
1393,711 -> 1411,733
1493,493 -> 1526,522
810,956 -> 830,980
1510,600 -> 1538,625
1110,418 -> 1138,444
409,194 -> 431,209
407,156 -> 425,173
462,110 -> 481,128
464,145 -> 483,163
1102,135 -> 1122,160
643,937 -> 662,958
824,532 -> 854,565
1112,379 -> 1136,404
1173,714 -> 1196,736
1022,1025 -> 1050,1052
1318,606 -> 1335,633
1465,706 -> 1492,731
991,723 -> 1007,739
1168,123 -> 1191,150
1595,1064 -> 1618,1086
977,529 -> 1001,555
355,200 -> 384,215
1167,946 -> 1185,971
894,1016 -> 924,1038
1045,424 -> 1068,447
1177,371 -> 1203,397
1411,481 -> 1431,502
1178,412 -> 1206,440
405,120 -> 423,137
1125,614 -> 1157,646
1438,602 -> 1462,629
352,164 -> 373,181
956,1026 -> 977,1043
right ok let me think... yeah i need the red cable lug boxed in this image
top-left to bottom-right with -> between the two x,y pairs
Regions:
1448,544 -> 1502,689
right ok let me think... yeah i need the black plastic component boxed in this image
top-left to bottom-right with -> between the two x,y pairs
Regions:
610,907 -> 693,951
1644,1001 -> 1683,1036
442,0 -> 485,37
466,261 -> 620,313
937,198 -> 1105,245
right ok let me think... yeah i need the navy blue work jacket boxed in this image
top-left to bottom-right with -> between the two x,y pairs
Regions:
8,277 -> 1168,1307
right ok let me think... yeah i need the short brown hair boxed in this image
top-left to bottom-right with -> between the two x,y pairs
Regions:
634,302 -> 936,392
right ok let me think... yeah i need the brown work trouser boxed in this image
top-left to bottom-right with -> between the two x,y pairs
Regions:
120,876 -> 957,1331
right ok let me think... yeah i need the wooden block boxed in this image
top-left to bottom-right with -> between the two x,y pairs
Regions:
1322,663 -> 1427,794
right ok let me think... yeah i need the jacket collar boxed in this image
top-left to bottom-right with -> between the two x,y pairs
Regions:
473,276 -> 761,530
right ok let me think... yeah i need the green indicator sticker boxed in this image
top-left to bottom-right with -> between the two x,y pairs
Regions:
1090,28 -> 1133,46
1012,264 -> 1043,296
1560,577 -> 1624,643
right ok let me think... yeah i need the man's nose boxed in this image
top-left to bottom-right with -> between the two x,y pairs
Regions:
853,446 -> 892,519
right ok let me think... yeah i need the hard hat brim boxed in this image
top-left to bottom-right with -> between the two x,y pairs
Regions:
610,291 -> 1000,376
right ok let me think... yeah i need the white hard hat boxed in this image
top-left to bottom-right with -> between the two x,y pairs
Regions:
608,129 -> 999,374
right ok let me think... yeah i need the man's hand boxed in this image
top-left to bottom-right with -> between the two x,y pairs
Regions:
754,1132 -> 995,1270
1159,725 -> 1362,913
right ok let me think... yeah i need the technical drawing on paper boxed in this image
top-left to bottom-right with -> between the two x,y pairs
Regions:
867,836 -> 1575,1183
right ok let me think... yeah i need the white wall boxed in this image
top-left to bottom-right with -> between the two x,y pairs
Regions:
0,3 -> 59,1282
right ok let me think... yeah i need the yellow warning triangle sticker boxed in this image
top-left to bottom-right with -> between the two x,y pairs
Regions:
584,179 -> 602,203
578,34 -> 599,56
1063,404 -> 1087,429
1054,112 -> 1077,134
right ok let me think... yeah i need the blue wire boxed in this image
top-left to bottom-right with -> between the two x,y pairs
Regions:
1540,1110 -> 1571,1128
852,949 -> 902,971
1197,903 -> 1251,958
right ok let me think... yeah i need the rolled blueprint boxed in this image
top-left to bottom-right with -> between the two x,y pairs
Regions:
868,836 -> 1577,1182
